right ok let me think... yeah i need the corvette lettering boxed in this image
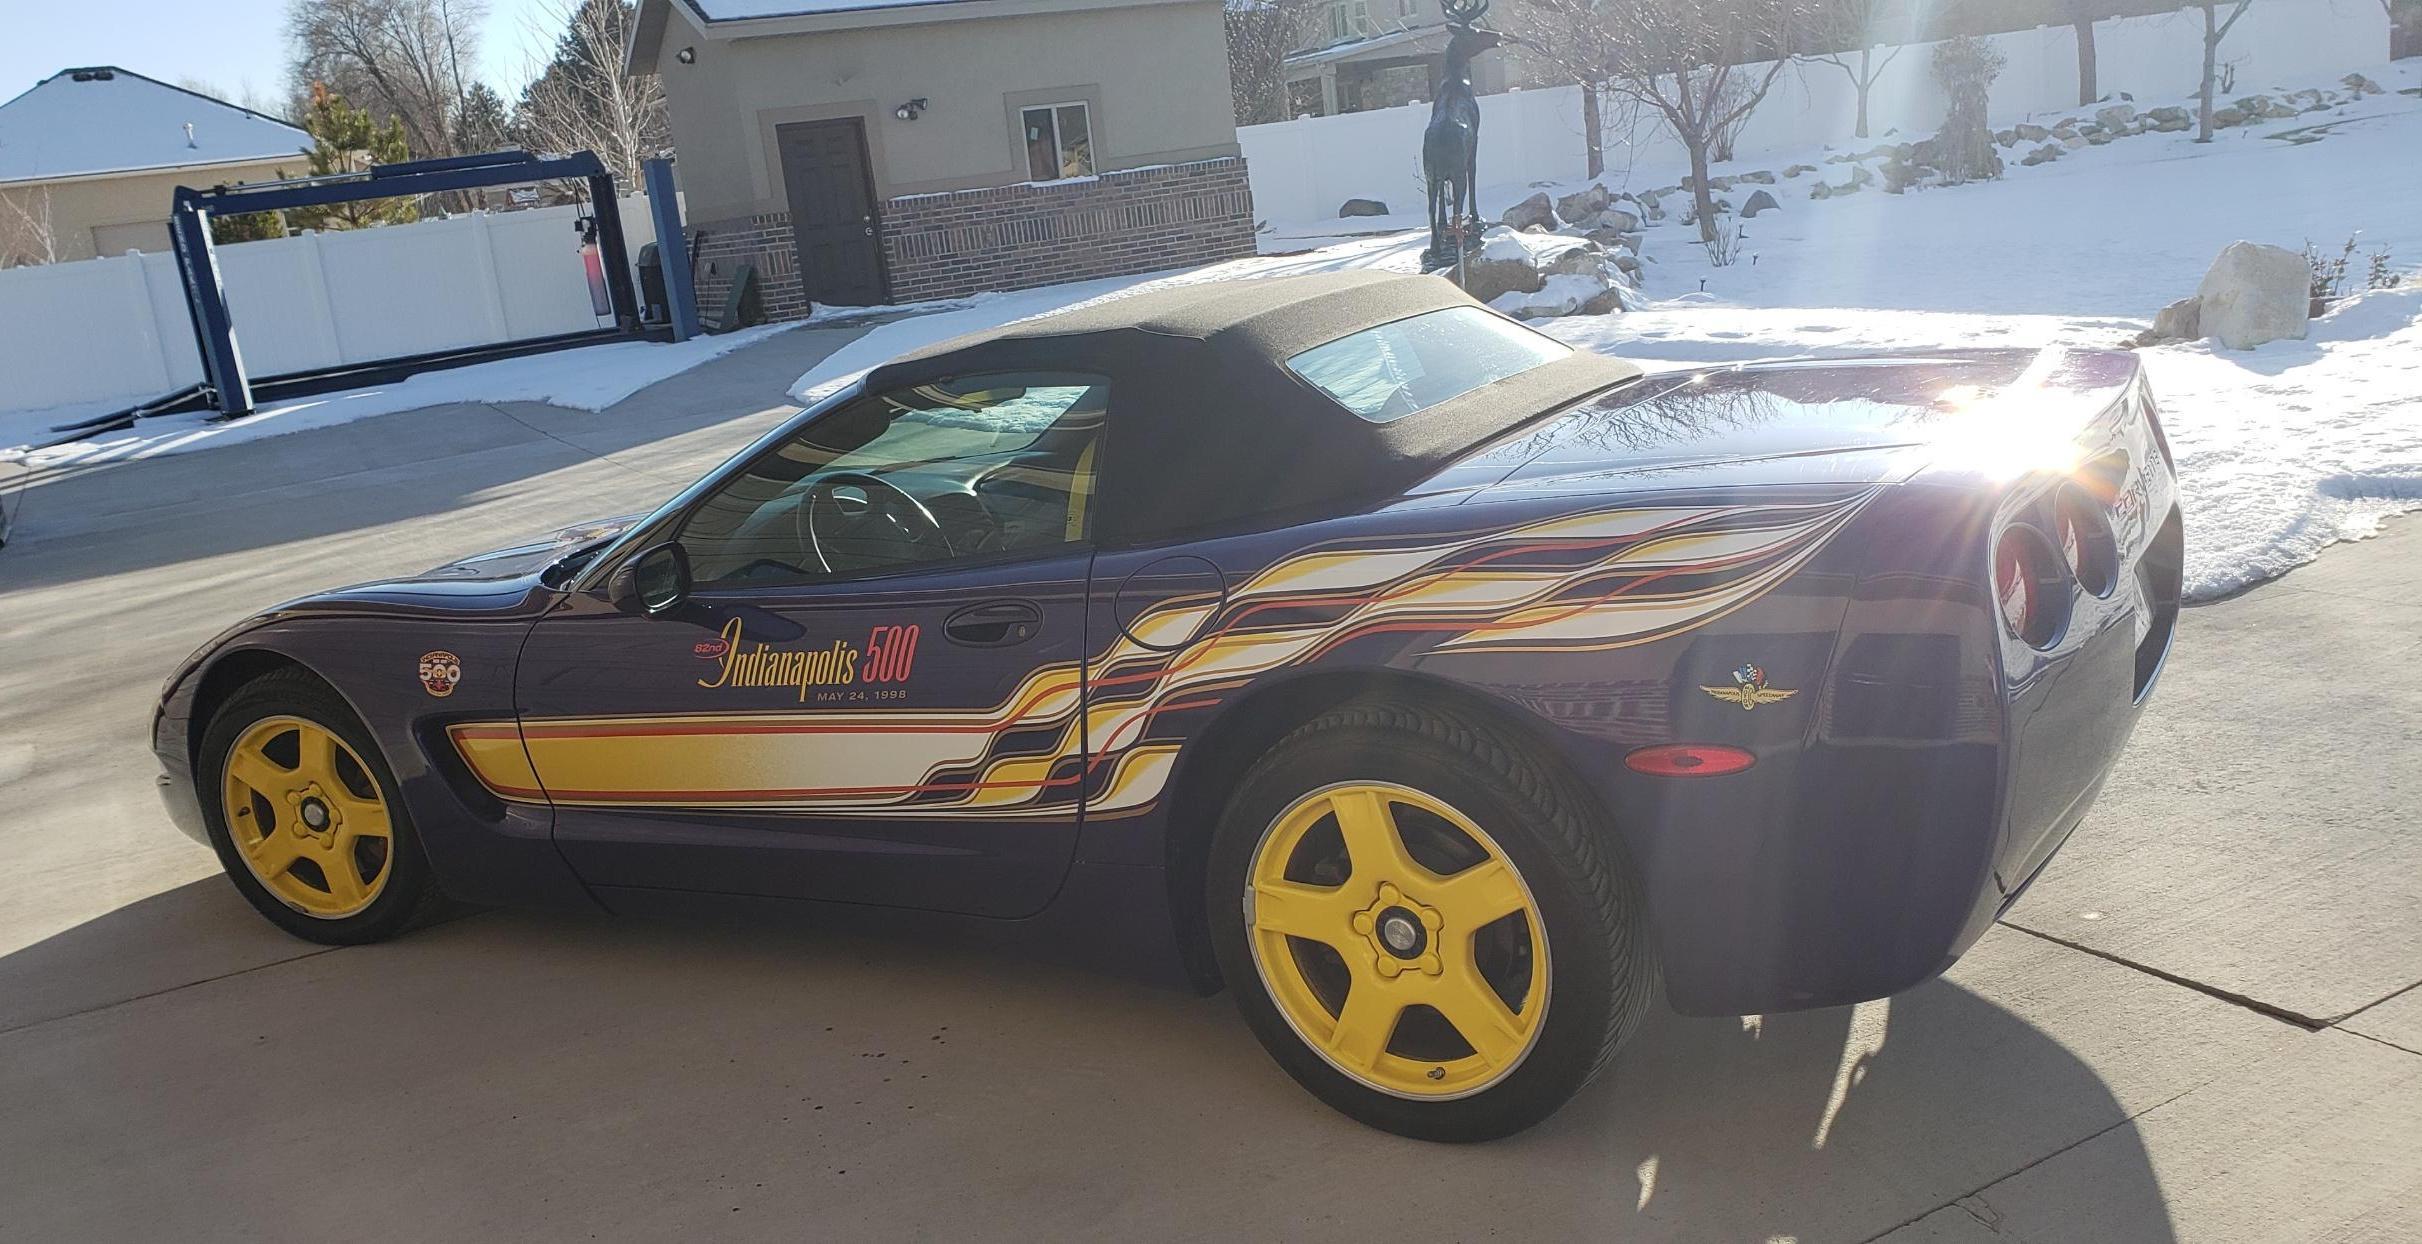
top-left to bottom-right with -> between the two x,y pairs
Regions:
692,618 -> 919,699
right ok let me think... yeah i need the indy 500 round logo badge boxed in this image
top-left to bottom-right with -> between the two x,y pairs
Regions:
418,650 -> 463,698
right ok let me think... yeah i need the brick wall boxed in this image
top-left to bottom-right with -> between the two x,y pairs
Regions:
879,157 -> 1257,304
684,156 -> 1257,324
688,211 -> 811,324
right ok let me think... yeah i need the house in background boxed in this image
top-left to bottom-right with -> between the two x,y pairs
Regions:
1281,0 -> 1541,117
627,0 -> 1257,315
0,68 -> 309,266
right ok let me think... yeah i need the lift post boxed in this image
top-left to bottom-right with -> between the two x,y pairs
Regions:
642,157 -> 700,343
165,150 -> 641,420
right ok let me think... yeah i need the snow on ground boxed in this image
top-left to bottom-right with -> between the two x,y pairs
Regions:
803,61 -> 2422,601
1,323 -> 802,470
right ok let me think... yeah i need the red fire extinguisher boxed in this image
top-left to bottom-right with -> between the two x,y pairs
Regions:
577,214 -> 610,318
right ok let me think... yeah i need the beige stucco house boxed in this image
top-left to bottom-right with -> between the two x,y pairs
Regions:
628,0 -> 1256,313
0,68 -> 309,266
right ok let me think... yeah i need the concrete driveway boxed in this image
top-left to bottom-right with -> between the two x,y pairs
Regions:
1,329 -> 2415,1241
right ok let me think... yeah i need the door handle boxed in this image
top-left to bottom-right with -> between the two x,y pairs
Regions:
945,600 -> 1042,647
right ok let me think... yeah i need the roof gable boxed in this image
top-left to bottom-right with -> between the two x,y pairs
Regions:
0,67 -> 311,187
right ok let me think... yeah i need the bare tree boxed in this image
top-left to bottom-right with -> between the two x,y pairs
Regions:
287,0 -> 487,159
2194,0 -> 2254,142
0,186 -> 59,268
1805,0 -> 1912,139
511,0 -> 670,186
2070,0 -> 2099,106
1226,0 -> 1330,125
1511,0 -> 1810,243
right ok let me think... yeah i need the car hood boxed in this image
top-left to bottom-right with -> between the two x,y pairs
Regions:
1432,348 -> 2140,498
249,514 -> 646,622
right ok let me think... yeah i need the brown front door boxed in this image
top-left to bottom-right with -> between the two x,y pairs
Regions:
777,118 -> 888,308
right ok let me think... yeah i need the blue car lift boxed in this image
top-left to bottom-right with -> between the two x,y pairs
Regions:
45,150 -> 697,446
177,149 -> 645,423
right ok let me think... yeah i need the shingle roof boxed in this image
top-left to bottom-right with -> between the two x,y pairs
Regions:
0,67 -> 311,186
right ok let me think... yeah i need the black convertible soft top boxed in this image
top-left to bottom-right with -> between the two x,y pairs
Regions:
859,271 -> 1640,545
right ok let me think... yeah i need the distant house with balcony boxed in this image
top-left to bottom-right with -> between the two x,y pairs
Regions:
1278,0 -> 1547,117
628,0 -> 1257,316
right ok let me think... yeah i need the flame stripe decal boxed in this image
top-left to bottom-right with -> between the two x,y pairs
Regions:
452,490 -> 1877,817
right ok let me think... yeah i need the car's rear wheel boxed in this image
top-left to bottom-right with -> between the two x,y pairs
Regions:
1207,699 -> 1655,1141
199,670 -> 440,944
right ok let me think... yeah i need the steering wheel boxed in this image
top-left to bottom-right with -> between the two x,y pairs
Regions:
798,471 -> 955,575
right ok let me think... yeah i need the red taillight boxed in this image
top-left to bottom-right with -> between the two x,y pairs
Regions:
2053,485 -> 2119,597
1625,744 -> 1756,777
1994,526 -> 2066,648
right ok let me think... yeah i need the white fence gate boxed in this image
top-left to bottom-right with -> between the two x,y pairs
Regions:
0,197 -> 655,415
1238,0 -> 2390,225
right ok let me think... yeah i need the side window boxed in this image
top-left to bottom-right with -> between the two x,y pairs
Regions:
676,373 -> 1106,589
1021,103 -> 1094,181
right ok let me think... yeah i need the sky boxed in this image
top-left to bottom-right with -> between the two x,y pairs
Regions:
1,0 -> 566,115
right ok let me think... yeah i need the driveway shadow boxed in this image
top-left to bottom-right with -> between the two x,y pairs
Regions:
0,877 -> 2176,1242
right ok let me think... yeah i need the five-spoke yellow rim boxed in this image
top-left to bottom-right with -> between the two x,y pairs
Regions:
1245,782 -> 1548,1099
220,715 -> 394,919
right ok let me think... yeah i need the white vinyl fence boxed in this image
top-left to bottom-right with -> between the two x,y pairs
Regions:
1239,0 -> 2390,225
0,196 -> 655,415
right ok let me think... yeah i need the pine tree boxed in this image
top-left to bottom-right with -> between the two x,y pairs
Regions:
211,207 -> 289,244
288,83 -> 420,232
453,81 -> 511,155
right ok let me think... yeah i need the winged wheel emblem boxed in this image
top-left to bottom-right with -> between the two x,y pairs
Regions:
1702,662 -> 1797,711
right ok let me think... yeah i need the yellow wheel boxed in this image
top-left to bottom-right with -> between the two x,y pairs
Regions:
220,715 -> 394,919
1208,701 -> 1653,1141
1246,782 -> 1548,1099
200,669 -> 437,944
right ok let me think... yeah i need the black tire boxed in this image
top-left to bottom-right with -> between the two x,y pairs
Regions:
1206,698 -> 1655,1141
197,668 -> 444,945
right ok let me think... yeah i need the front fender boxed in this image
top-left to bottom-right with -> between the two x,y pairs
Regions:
152,599 -> 600,915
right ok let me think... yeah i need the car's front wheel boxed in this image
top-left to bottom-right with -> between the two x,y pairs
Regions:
1207,699 -> 1655,1141
198,669 -> 440,944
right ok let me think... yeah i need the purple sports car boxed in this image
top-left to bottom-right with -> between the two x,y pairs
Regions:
153,272 -> 2180,1140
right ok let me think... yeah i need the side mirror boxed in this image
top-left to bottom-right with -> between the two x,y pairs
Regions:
609,542 -> 691,615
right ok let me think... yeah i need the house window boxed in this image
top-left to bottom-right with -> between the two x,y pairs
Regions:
1022,103 -> 1094,182
1328,0 -> 1372,40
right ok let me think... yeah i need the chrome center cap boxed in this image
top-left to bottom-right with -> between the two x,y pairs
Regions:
1380,913 -> 1421,954
299,798 -> 331,831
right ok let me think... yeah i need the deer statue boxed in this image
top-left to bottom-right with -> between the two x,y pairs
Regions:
1422,0 -> 1501,268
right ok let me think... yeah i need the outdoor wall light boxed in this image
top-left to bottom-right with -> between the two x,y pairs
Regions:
676,46 -> 696,64
895,98 -> 928,121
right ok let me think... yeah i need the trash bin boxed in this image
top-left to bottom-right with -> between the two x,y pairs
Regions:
636,242 -> 668,326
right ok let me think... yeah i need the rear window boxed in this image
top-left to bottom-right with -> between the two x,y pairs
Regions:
1286,306 -> 1570,423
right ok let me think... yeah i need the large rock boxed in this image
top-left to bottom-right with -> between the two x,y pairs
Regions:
2015,122 -> 2051,142
2343,73 -> 2382,95
2148,105 -> 2190,124
2020,142 -> 2065,167
2151,295 -> 2203,341
1500,192 -> 1557,231
1574,206 -> 1640,234
2095,102 -> 2138,130
1338,198 -> 1389,218
2195,241 -> 2310,349
1553,184 -> 1610,227
1740,189 -> 1782,218
1492,271 -> 1626,320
